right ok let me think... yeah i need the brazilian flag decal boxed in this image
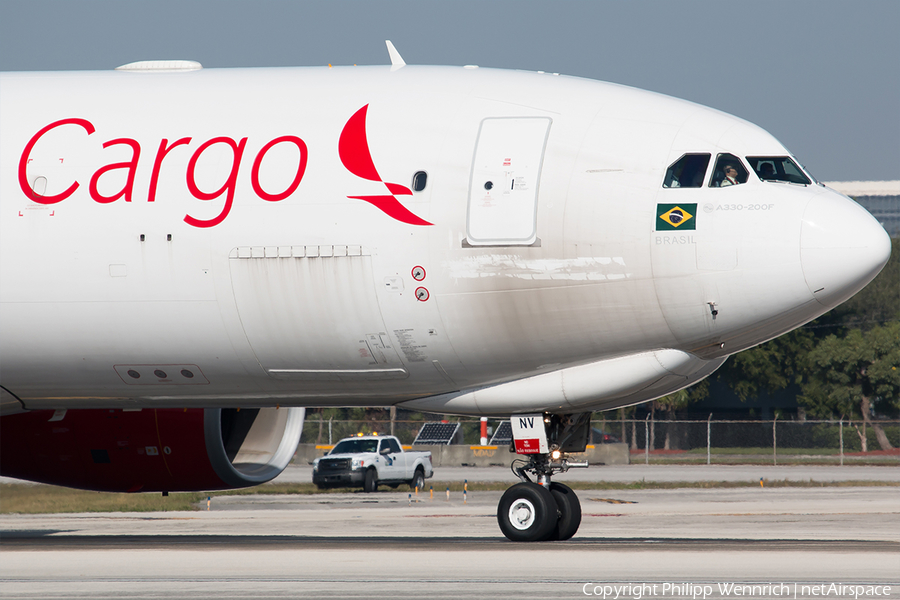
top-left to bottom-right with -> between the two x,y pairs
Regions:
656,204 -> 697,230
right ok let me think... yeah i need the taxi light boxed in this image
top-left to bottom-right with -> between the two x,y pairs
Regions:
551,450 -> 561,460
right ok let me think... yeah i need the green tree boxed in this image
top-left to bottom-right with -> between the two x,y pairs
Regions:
799,322 -> 900,451
708,238 -> 895,410
653,379 -> 709,449
715,328 -> 815,402
308,407 -> 385,443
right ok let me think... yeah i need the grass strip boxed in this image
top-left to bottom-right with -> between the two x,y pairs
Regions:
2,479 -> 897,515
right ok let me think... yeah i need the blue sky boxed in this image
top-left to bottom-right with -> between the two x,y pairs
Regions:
2,0 -> 897,181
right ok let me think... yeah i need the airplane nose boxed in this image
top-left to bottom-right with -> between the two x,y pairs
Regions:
800,191 -> 892,308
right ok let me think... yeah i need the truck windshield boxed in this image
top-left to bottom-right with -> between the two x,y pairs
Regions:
331,439 -> 378,454
746,156 -> 811,185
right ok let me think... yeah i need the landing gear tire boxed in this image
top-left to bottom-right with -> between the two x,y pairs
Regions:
410,468 -> 425,491
363,468 -> 378,493
497,482 -> 558,542
548,482 -> 581,540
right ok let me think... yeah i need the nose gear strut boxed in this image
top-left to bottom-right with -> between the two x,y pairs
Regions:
497,412 -> 591,541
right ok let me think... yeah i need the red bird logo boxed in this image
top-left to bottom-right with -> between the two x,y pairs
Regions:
338,104 -> 433,226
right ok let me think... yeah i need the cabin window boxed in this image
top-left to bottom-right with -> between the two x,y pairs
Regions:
663,154 -> 710,188
746,157 -> 811,185
710,153 -> 749,187
412,171 -> 428,192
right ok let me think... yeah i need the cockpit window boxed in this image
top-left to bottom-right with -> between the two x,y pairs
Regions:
710,153 -> 749,187
663,153 -> 710,188
746,156 -> 812,185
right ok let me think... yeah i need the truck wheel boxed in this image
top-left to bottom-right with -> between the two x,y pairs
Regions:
410,468 -> 425,491
363,468 -> 378,493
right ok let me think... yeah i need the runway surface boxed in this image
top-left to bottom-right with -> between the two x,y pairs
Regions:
2,467 -> 898,599
272,462 -> 900,484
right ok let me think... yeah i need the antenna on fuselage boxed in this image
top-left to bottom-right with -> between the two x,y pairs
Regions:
385,40 -> 406,71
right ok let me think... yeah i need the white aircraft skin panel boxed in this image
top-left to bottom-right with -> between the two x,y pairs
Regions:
401,349 -> 727,416
441,255 -> 631,281
434,278 -> 672,383
649,183 -> 814,355
0,65 -> 890,412
800,191 -> 893,310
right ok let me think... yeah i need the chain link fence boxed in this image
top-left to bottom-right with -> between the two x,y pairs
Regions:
596,418 -> 899,464
302,417 -> 439,447
301,416 -> 899,464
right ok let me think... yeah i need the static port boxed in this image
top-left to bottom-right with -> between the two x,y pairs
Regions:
181,369 -> 194,379
154,369 -> 168,379
127,370 -> 140,379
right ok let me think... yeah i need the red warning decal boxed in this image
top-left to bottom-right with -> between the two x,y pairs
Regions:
513,439 -> 542,454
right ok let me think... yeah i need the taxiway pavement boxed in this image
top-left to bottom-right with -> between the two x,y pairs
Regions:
2,467 -> 898,599
274,462 -> 900,484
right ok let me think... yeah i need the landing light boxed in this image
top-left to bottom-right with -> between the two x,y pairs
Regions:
551,450 -> 561,460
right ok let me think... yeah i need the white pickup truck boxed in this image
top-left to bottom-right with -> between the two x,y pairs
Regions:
312,435 -> 434,492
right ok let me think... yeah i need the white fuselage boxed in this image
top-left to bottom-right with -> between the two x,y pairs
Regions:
0,65 -> 890,416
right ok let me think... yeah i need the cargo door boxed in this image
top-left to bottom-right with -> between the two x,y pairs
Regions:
466,117 -> 551,246
229,246 -> 407,381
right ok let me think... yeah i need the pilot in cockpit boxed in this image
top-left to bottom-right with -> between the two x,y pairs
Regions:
760,162 -> 777,179
720,165 -> 740,187
710,153 -> 748,187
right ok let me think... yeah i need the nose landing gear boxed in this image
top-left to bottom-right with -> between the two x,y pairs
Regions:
548,481 -> 582,540
497,412 -> 591,542
498,481 -> 558,541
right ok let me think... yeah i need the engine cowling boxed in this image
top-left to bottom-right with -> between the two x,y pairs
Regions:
0,407 -> 304,492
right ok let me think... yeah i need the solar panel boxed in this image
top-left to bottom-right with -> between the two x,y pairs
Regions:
489,420 -> 513,445
413,422 -> 460,445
